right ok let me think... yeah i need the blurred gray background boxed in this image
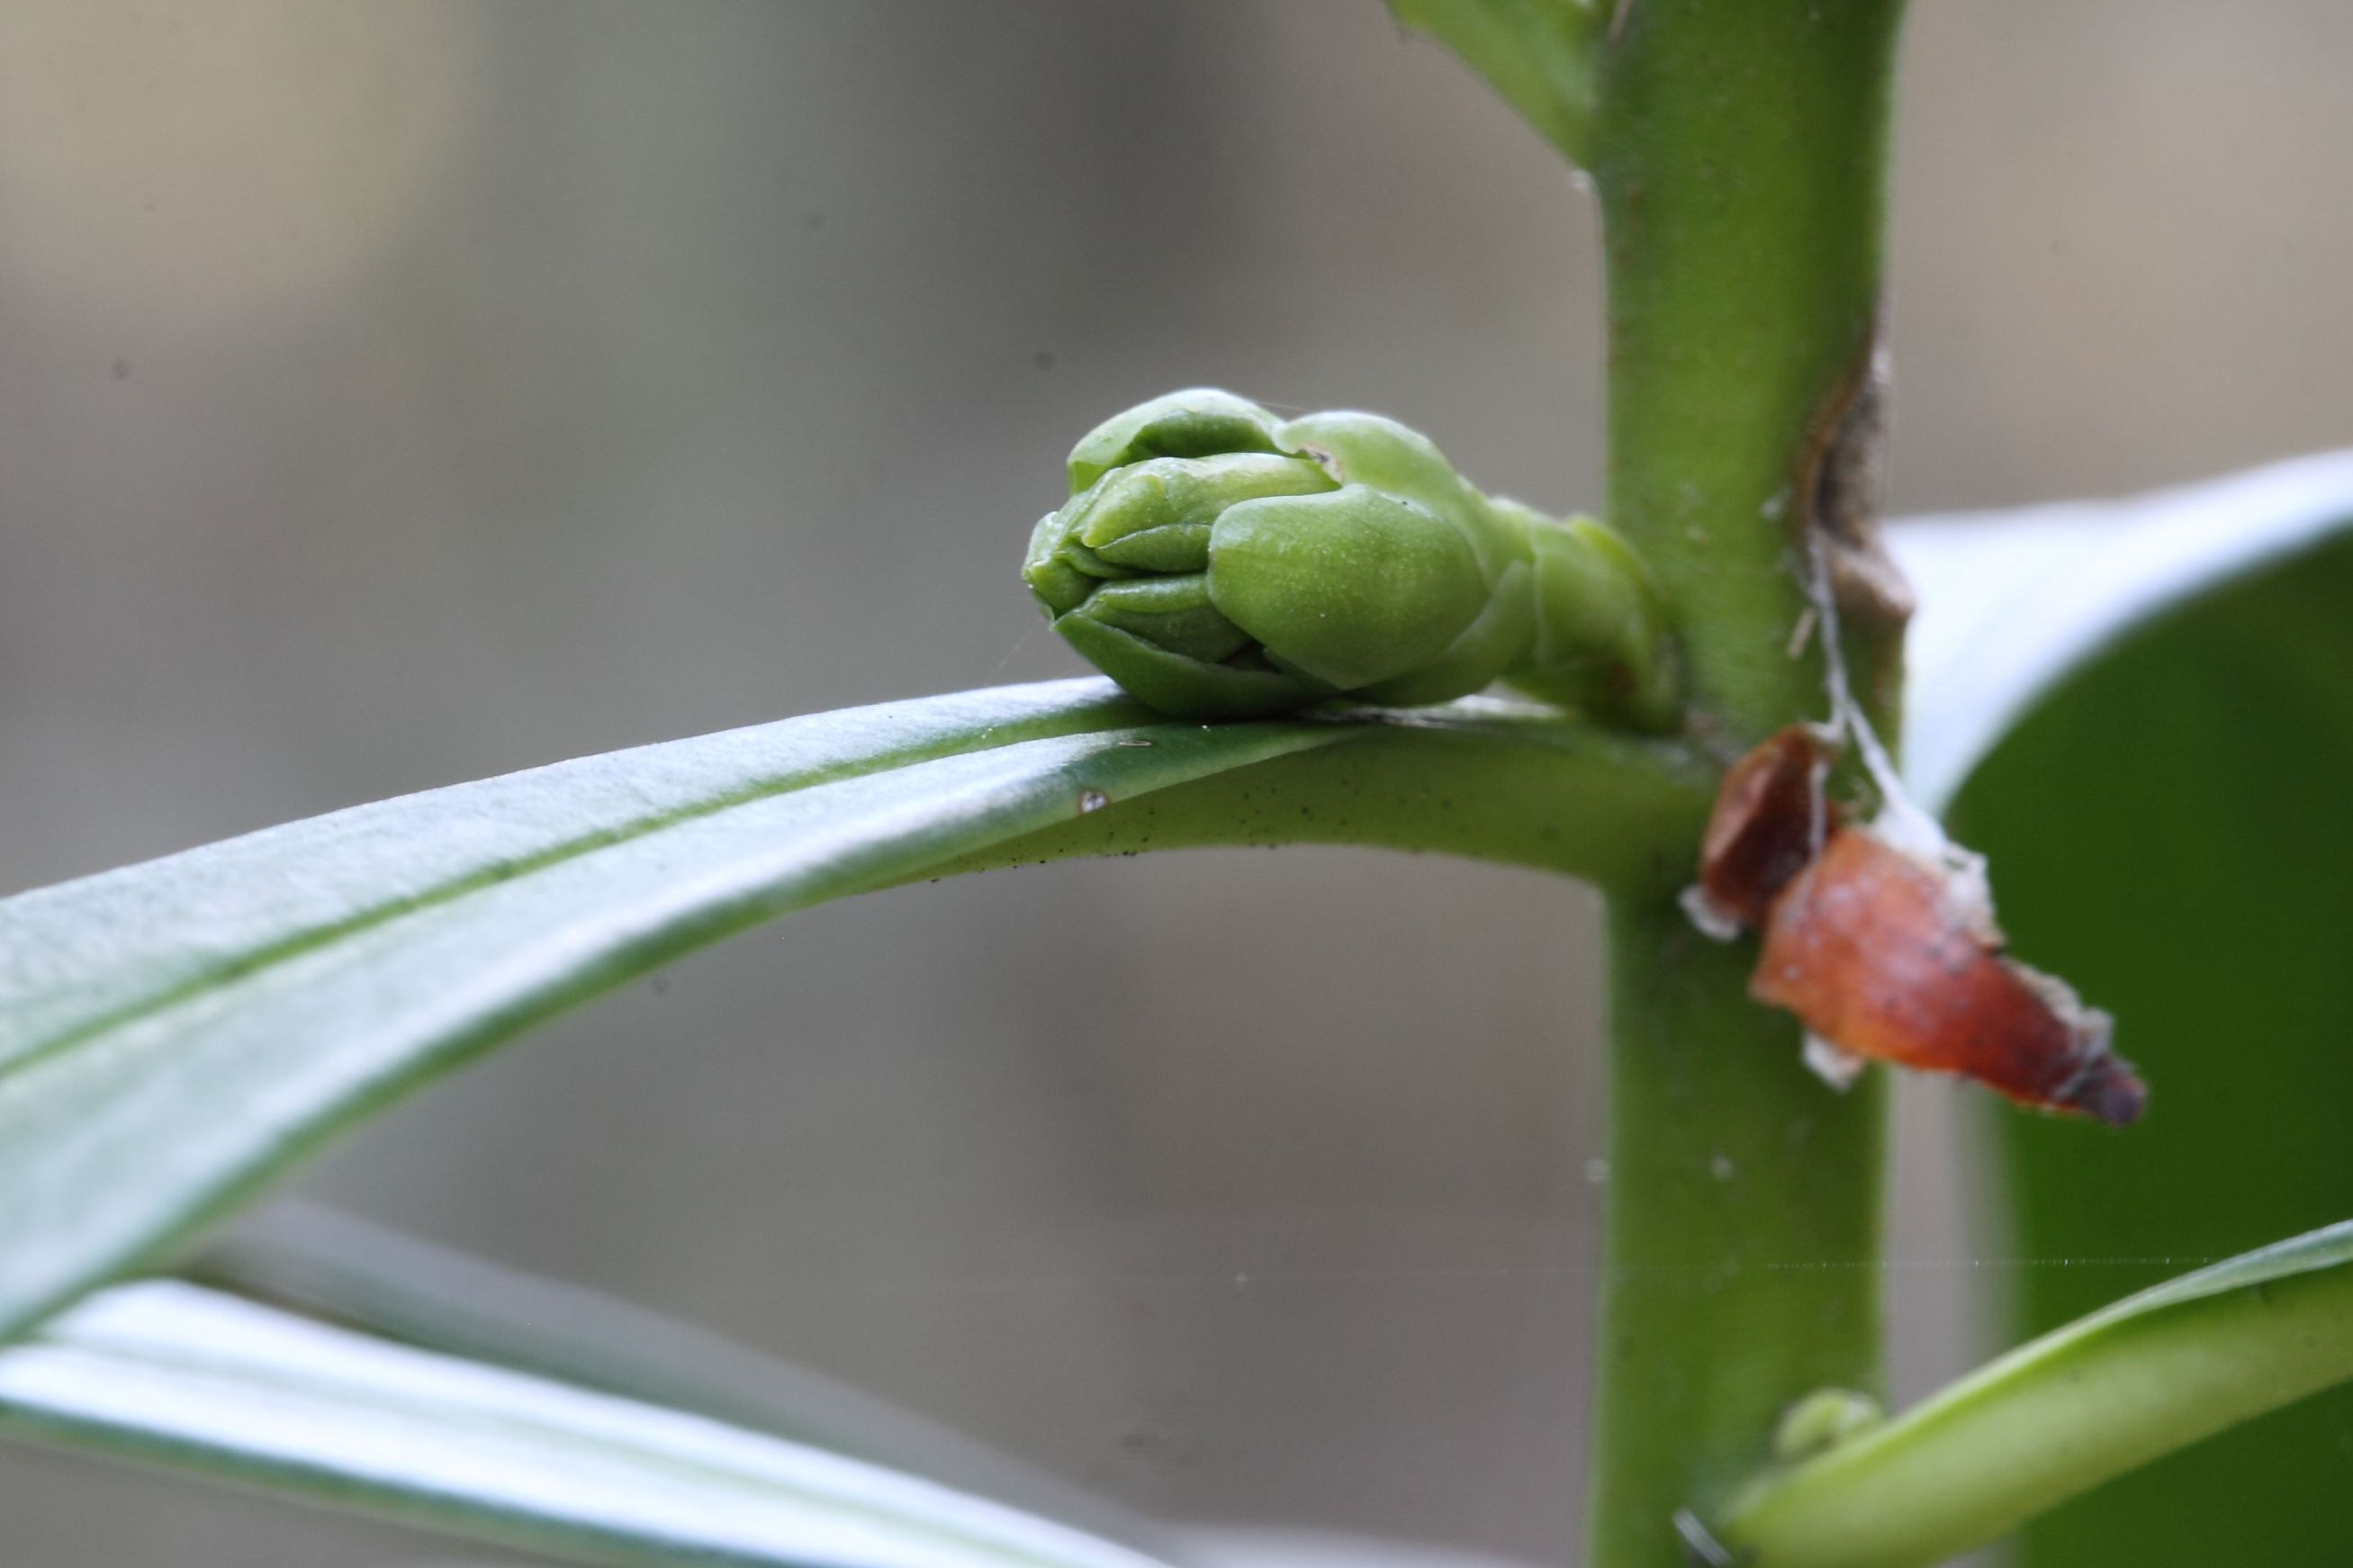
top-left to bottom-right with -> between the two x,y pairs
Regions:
0,2 -> 2346,1563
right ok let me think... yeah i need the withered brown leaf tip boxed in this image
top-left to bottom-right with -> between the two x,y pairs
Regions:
1687,725 -> 2146,1126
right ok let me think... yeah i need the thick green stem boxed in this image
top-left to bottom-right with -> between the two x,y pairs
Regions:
1584,3 -> 1907,1562
1591,901 -> 1886,1565
927,711 -> 1712,897
1597,0 -> 1908,732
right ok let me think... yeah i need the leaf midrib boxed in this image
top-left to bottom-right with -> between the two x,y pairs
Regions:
0,696 -> 1139,1090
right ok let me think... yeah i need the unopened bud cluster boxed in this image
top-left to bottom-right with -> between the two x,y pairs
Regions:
1023,390 -> 1679,726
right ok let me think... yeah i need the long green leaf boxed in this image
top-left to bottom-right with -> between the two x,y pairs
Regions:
0,677 -> 1704,1351
0,680 -> 1332,1344
0,1278 -> 1182,1568
1894,450 -> 2353,1564
1712,1220 -> 2353,1567
1,680 -> 1134,1061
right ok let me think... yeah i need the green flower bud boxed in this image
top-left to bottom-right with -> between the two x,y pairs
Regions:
1506,506 -> 1681,731
1772,1387 -> 1885,1462
1023,389 -> 1681,727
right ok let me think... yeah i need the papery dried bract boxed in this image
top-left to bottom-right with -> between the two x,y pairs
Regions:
1753,825 -> 2144,1124
1689,724 -> 1835,933
1691,725 -> 2146,1125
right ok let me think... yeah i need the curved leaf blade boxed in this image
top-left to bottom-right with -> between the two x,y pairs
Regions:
1893,446 -> 2353,812
1716,1221 -> 2353,1568
0,679 -> 1137,1063
0,1280 -> 1182,1568
0,680 -> 1351,1343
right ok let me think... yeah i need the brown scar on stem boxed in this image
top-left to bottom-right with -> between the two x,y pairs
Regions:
1688,724 -> 1836,933
1791,317 -> 1914,716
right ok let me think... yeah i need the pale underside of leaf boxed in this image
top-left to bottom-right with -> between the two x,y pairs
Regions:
1892,446 -> 2353,813
0,1279 -> 1182,1568
195,1201 -> 1165,1551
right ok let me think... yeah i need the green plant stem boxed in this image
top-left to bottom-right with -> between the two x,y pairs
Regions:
1583,3 -> 1907,1563
1589,902 -> 1886,1565
927,704 -> 1713,897
1714,1223 -> 2353,1568
1597,0 -> 1907,728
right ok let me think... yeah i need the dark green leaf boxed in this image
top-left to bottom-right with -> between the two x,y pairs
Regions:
1905,451 -> 2353,1565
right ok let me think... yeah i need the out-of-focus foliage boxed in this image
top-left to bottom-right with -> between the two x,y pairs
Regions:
1951,530 -> 2353,1564
1720,1218 -> 2353,1567
0,1280 -> 1183,1568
